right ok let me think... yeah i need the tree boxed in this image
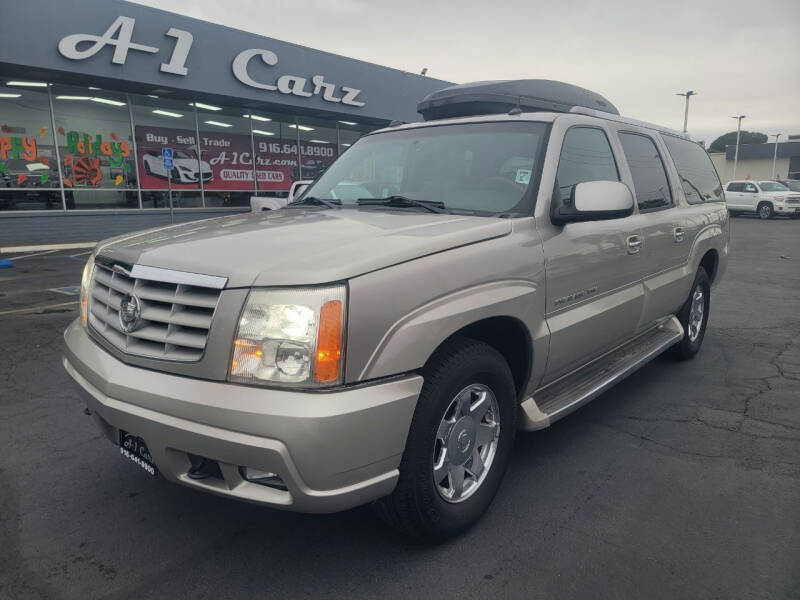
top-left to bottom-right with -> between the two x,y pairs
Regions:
709,131 -> 768,153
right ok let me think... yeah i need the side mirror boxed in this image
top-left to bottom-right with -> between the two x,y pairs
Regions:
552,180 -> 634,224
288,180 -> 313,202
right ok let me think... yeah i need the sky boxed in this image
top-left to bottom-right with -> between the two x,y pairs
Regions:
129,0 -> 799,146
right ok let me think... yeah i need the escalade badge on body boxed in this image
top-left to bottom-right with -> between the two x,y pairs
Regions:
118,293 -> 142,333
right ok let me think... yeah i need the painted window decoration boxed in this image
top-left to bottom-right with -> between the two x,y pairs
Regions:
53,87 -> 135,189
0,87 -> 60,190
59,129 -> 134,188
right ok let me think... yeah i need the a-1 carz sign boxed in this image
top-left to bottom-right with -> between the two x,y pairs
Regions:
135,126 -> 336,191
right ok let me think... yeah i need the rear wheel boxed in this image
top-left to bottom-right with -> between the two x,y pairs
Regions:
374,337 -> 516,541
669,267 -> 710,360
757,202 -> 774,219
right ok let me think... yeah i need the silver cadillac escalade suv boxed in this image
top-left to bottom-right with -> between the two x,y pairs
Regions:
63,80 -> 729,540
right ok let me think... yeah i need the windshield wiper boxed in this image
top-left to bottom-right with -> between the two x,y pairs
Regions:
357,195 -> 447,214
289,196 -> 341,209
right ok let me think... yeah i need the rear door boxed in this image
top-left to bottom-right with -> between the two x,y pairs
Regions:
535,118 -> 646,384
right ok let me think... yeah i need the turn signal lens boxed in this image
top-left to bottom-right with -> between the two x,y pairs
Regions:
229,285 -> 346,387
314,300 -> 343,382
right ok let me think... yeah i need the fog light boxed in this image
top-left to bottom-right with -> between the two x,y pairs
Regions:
239,466 -> 288,490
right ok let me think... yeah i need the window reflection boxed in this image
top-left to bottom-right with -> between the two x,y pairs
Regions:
295,117 -> 338,180
131,94 -> 202,207
252,114 -> 299,193
0,84 -> 60,210
52,85 -> 135,202
0,78 -> 378,211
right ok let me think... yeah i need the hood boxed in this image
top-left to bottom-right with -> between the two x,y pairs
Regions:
96,208 -> 512,287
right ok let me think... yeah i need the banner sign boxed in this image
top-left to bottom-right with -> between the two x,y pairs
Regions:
135,125 -> 336,191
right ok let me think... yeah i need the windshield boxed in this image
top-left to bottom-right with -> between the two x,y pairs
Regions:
300,121 -> 548,216
759,181 -> 789,192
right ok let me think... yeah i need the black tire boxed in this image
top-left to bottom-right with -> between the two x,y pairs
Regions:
757,202 -> 774,219
669,267 -> 710,360
374,337 -> 517,542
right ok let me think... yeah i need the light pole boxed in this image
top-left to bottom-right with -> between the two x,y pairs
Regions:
731,115 -> 746,179
770,133 -> 782,179
676,91 -> 696,133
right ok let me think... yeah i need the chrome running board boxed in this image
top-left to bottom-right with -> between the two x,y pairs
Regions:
519,316 -> 683,431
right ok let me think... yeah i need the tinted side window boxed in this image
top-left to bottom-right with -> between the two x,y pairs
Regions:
555,127 -> 619,204
727,182 -> 743,192
662,135 -> 723,204
618,132 -> 672,211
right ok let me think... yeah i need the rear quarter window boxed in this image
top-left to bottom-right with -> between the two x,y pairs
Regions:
662,135 -> 724,204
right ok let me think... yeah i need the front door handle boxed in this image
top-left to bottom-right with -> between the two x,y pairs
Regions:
674,227 -> 685,243
627,235 -> 642,254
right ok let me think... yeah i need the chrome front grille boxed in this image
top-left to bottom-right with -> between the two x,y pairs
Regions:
88,262 -> 224,361
786,196 -> 800,205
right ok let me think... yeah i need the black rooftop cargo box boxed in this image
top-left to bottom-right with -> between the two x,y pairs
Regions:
417,79 -> 620,121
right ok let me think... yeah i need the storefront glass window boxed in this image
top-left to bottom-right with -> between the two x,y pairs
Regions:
0,75 -> 379,211
52,84 -> 135,208
295,117 -> 338,181
0,83 -> 60,210
252,113 -> 299,195
131,94 -> 202,207
196,105 -> 252,206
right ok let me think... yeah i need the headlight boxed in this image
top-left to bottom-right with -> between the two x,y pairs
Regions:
229,285 -> 346,387
79,255 -> 96,329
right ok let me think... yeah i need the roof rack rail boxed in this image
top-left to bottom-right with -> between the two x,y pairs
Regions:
417,79 -> 619,121
569,106 -> 689,138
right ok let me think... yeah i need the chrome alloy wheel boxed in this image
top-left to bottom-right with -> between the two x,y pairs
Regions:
759,204 -> 772,219
433,384 -> 500,503
688,288 -> 705,342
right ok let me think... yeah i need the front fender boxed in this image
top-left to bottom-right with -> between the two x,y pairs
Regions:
359,280 -> 540,381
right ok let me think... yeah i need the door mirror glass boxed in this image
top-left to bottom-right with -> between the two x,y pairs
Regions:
552,180 -> 634,224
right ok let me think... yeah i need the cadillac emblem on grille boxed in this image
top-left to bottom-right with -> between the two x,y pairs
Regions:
118,293 -> 142,333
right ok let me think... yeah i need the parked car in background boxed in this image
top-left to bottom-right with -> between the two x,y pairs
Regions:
724,180 -> 800,219
776,179 -> 800,193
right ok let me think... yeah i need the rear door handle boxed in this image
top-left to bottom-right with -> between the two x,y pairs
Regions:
627,235 -> 642,254
674,227 -> 685,243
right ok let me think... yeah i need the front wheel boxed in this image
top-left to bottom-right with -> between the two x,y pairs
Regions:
374,337 -> 516,541
669,267 -> 710,360
757,202 -> 774,219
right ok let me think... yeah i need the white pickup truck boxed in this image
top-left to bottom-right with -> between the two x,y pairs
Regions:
724,180 -> 800,219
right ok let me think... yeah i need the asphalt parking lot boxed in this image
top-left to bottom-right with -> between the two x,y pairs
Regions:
1,215 -> 798,600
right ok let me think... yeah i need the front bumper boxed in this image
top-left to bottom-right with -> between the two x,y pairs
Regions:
63,319 -> 422,513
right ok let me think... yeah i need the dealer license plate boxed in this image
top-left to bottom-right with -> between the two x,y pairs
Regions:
119,431 -> 158,476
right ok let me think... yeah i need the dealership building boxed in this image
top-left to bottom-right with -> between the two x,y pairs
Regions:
0,0 -> 450,246
709,140 -> 800,183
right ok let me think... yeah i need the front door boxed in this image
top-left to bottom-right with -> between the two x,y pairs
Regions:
725,182 -> 744,209
537,124 -> 645,384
